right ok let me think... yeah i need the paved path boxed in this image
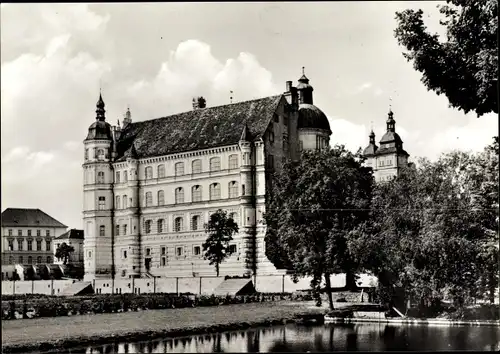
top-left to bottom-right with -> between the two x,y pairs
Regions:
2,301 -> 323,350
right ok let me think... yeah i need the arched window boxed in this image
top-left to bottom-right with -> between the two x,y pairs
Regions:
145,192 -> 153,207
210,183 -> 221,200
175,187 -> 184,204
144,220 -> 151,234
145,166 -> 153,179
175,162 -> 185,176
123,195 -> 128,209
158,190 -> 165,206
174,217 -> 183,232
228,154 -> 238,169
123,171 -> 128,182
192,159 -> 202,174
115,171 -> 121,183
228,181 -> 239,198
28,256 -> 32,264
192,185 -> 202,202
115,196 -> 121,209
115,225 -> 120,236
210,157 -> 221,171
158,165 -> 165,178
97,171 -> 105,184
157,219 -> 164,233
47,256 -> 52,263
97,149 -> 105,161
36,256 -> 42,264
191,215 -> 200,231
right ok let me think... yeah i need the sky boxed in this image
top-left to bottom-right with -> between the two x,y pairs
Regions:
1,2 -> 498,230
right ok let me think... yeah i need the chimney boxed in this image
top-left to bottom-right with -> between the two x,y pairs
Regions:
284,81 -> 298,109
193,96 -> 206,110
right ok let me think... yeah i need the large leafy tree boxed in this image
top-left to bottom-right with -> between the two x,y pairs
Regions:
264,146 -> 373,310
394,0 -> 498,117
55,242 -> 75,265
202,209 -> 239,277
351,140 -> 499,312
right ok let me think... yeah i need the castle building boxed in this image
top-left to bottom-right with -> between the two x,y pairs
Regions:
83,70 -> 332,281
362,109 -> 411,182
1,208 -> 67,266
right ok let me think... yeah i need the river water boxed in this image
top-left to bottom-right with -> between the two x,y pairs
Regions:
65,323 -> 499,353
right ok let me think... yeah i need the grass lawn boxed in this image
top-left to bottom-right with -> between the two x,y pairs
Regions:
2,301 -> 324,353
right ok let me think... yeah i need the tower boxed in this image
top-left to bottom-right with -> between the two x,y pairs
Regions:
83,93 -> 115,281
296,67 -> 314,105
365,109 -> 410,182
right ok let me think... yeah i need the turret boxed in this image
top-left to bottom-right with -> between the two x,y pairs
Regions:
296,67 -> 314,105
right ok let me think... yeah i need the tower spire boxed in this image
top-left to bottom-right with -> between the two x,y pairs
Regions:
386,107 -> 395,132
96,92 -> 105,121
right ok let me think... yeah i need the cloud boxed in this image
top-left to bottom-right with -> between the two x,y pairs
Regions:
328,117 -> 367,153
1,4 -> 278,229
125,40 -> 278,118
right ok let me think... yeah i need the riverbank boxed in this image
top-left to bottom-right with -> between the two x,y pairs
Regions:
1,301 -> 325,353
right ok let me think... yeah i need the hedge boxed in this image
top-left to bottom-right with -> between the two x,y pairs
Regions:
1,292 -> 313,321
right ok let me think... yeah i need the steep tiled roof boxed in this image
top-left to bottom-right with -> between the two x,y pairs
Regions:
115,95 -> 283,161
375,146 -> 409,156
1,208 -> 67,228
55,229 -> 84,240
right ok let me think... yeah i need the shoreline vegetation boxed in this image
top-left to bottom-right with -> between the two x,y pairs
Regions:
1,301 -> 323,353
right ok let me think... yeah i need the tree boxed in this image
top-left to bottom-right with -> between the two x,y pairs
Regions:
264,146 -> 374,310
394,0 -> 498,117
202,209 -> 239,277
351,142 -> 499,313
55,242 -> 75,265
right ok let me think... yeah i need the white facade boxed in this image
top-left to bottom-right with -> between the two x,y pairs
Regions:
83,74 -> 332,281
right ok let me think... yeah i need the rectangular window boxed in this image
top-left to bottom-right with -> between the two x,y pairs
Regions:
8,229 -> 12,236
115,225 -> 120,236
299,140 -> 303,152
145,166 -> 153,179
161,257 -> 166,266
46,240 -> 51,251
176,247 -> 183,257
47,256 -> 51,263
18,240 -> 23,251
145,220 -> 152,234
115,171 -> 121,183
194,246 -> 201,256
19,256 -> 23,264
8,240 -> 14,251
157,219 -> 164,233
123,171 -> 128,182
145,192 -> 153,207
161,247 -> 166,255
99,225 -> 105,237
267,155 -> 274,170
37,230 -> 41,237
37,240 -> 42,251
18,230 -> 22,237
46,230 -> 50,236
146,248 -> 151,256
229,244 -> 237,253
123,250 -> 127,259
123,224 -> 128,235
98,196 -> 106,210
28,230 -> 32,237
27,240 -> 33,251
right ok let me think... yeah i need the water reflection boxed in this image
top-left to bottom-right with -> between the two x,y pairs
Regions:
65,323 -> 499,353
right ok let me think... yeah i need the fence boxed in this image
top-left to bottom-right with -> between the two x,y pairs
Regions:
1,273 -> 377,296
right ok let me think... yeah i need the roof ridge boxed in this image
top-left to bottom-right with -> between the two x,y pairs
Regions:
126,94 -> 283,127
